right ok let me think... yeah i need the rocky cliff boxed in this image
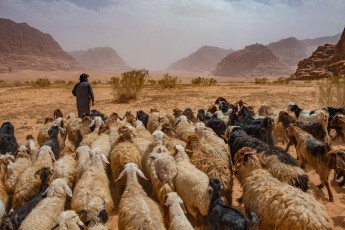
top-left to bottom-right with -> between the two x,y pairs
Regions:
0,18 -> 81,72
213,43 -> 292,77
291,28 -> 345,80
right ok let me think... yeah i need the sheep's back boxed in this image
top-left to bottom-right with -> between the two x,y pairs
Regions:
242,170 -> 333,229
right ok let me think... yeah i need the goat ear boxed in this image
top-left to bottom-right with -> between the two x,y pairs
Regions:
115,170 -> 126,182
185,149 -> 193,157
64,184 -> 73,197
136,168 -> 148,180
101,154 -> 110,164
77,220 -> 85,227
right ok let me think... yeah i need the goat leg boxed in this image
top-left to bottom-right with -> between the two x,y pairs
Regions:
324,181 -> 334,202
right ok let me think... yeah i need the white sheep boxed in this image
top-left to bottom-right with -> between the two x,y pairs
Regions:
110,127 -> 143,193
173,115 -> 196,142
90,123 -> 112,159
79,116 -> 104,147
71,150 -> 114,220
51,210 -> 85,230
164,192 -> 193,230
25,135 -> 38,161
185,133 -> 233,204
13,145 -> 55,209
171,145 -> 210,222
53,145 -> 77,188
234,147 -> 334,229
4,151 -> 32,194
145,130 -> 178,204
19,178 -> 73,230
116,163 -> 166,230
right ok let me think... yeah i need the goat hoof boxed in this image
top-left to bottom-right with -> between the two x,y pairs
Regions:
329,198 -> 334,202
236,197 -> 243,204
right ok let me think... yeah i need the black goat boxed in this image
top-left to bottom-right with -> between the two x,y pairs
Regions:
136,110 -> 149,128
205,118 -> 227,138
83,109 -> 107,122
207,178 -> 256,230
1,167 -> 53,230
240,123 -> 274,146
227,126 -> 309,192
0,122 -> 18,156
41,125 -> 60,160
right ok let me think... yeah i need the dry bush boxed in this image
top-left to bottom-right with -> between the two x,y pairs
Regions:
318,76 -> 345,107
191,77 -> 217,86
54,80 -> 66,85
31,78 -> 51,88
272,77 -> 290,84
254,77 -> 269,84
147,79 -> 157,85
111,69 -> 149,102
158,73 -> 178,88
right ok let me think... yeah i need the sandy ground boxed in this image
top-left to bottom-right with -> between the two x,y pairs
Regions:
0,71 -> 344,229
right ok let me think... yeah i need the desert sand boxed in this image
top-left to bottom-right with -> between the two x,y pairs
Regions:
0,71 -> 344,229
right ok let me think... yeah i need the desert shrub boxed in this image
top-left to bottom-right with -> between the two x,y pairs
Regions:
32,78 -> 51,88
111,69 -> 149,102
191,77 -> 217,86
54,80 -> 66,85
254,77 -> 269,84
92,80 -> 102,85
272,77 -> 290,84
147,79 -> 157,85
318,76 -> 345,107
13,81 -> 22,87
67,81 -> 75,86
158,73 -> 177,88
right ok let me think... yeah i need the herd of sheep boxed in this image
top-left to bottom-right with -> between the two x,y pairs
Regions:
0,97 -> 344,229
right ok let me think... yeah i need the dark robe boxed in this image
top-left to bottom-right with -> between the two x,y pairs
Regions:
72,81 -> 94,118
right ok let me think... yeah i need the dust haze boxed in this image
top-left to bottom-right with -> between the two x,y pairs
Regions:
1,0 -> 344,70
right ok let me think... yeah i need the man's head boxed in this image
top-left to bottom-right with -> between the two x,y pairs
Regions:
79,73 -> 89,82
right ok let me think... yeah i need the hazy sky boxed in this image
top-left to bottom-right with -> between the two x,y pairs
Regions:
1,0 -> 344,70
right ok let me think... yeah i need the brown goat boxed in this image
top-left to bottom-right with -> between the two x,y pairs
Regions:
286,124 -> 333,202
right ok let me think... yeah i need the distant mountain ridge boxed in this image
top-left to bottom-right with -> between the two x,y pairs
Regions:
213,43 -> 292,77
167,46 -> 233,73
69,47 -> 131,72
266,33 -> 341,68
0,18 -> 81,72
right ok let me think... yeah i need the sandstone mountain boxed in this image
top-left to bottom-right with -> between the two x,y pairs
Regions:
291,28 -> 345,80
0,18 -> 81,72
69,47 -> 131,72
167,46 -> 233,73
267,34 -> 341,68
267,37 -> 307,67
213,43 -> 292,77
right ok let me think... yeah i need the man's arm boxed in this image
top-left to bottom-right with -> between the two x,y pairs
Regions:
88,84 -> 95,105
72,83 -> 78,96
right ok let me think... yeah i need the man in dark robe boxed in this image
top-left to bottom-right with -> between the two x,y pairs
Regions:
72,73 -> 95,118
